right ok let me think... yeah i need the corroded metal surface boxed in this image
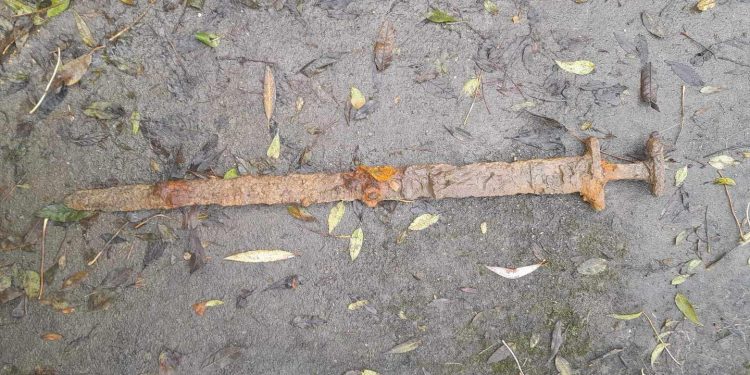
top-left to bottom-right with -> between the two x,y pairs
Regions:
65,135 -> 665,212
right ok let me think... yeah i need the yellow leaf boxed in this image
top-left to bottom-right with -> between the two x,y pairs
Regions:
349,227 -> 363,261
192,299 -> 223,316
483,0 -> 499,15
130,111 -> 141,135
480,222 -> 487,234
62,270 -> 88,289
714,177 -> 735,186
671,274 -> 690,285
387,338 -> 421,354
263,65 -> 276,122
555,60 -> 595,75
408,214 -> 440,231
608,311 -> 643,320
463,76 -> 480,97
347,299 -> 368,310
696,0 -> 715,11
267,131 -> 280,159
361,370 -> 380,375
674,166 -> 688,186
650,343 -> 668,366
350,86 -> 366,109
708,154 -> 737,169
675,293 -> 702,326
204,299 -> 224,307
328,201 -> 345,234
224,250 -> 296,263
287,204 -> 316,222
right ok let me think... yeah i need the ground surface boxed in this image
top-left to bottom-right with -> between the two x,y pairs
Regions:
1,0 -> 750,374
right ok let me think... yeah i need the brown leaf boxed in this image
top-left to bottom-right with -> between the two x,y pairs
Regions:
61,270 -> 88,289
287,204 -> 316,222
640,63 -> 659,111
373,20 -> 395,71
41,332 -> 63,341
54,53 -> 92,88
263,65 -> 275,123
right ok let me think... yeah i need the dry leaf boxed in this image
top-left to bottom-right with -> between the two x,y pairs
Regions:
700,85 -> 724,94
696,0 -> 715,11
358,165 -> 398,182
263,65 -> 275,123
224,250 -> 296,263
267,131 -> 280,159
555,60 -> 595,75
608,311 -> 643,320
373,20 -> 395,71
408,214 -> 439,231
463,76 -> 481,97
386,338 -> 421,354
328,201 -> 345,234
480,222 -> 487,234
73,10 -> 96,47
641,11 -> 665,38
347,299 -> 368,310
287,204 -> 316,222
640,62 -> 659,111
55,53 -> 92,87
650,342 -> 668,366
41,332 -> 63,341
483,0 -> 499,15
675,230 -> 687,245
555,356 -> 573,375
487,342 -> 514,364
674,166 -> 688,186
350,86 -> 366,110
708,155 -> 738,169
576,258 -> 607,275
675,293 -> 702,326
486,262 -> 543,279
192,299 -> 224,316
61,270 -> 88,289
665,61 -> 704,87
349,227 -> 363,261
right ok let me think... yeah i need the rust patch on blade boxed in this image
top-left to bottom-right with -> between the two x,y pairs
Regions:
152,180 -> 193,209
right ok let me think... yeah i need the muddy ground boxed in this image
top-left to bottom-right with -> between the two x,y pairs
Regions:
1,0 -> 750,374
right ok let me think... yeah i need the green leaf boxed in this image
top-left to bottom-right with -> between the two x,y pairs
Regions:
555,356 -> 573,375
714,177 -> 736,186
47,0 -> 69,18
483,0 -> 499,15
686,259 -> 702,273
223,167 -> 240,180
386,338 -> 421,354
73,10 -> 97,47
674,166 -> 688,186
328,201 -> 345,234
674,230 -> 687,246
671,274 -> 690,285
555,60 -> 596,75
608,311 -> 642,320
425,8 -> 459,23
347,299 -> 368,310
130,111 -> 141,134
267,131 -> 280,159
36,204 -> 95,223
187,0 -> 204,9
650,342 -> 668,366
349,227 -> 363,261
408,213 -> 440,231
195,32 -> 220,47
675,293 -> 702,326
3,0 -> 34,15
21,270 -> 40,298
350,86 -> 366,110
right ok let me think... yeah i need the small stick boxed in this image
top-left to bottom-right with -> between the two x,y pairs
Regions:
502,339 -> 525,375
676,85 -> 685,143
38,218 -> 49,300
108,4 -> 153,43
29,48 -> 61,115
717,171 -> 745,240
643,313 -> 682,366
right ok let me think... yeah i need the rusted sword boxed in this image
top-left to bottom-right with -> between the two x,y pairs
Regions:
65,133 -> 665,212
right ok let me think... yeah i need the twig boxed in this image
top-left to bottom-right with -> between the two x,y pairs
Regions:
29,48 -> 61,115
643,313 -> 682,366
675,85 -> 685,143
38,218 -> 48,300
717,171 -> 745,240
704,207 -> 711,254
463,95 -> 476,127
108,4 -> 153,42
503,339 -> 525,375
